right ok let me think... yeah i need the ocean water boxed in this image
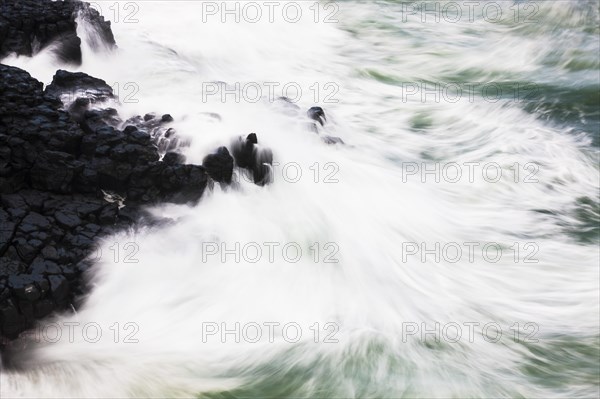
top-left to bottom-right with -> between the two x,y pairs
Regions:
1,1 -> 599,398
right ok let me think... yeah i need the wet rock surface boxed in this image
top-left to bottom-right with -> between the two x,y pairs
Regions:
0,63 -> 209,341
0,40 -> 316,348
45,69 -> 114,104
0,58 -> 280,343
203,147 -> 234,184
232,133 -> 273,186
0,0 -> 115,64
308,106 -> 327,127
306,106 -> 344,145
0,0 -> 283,346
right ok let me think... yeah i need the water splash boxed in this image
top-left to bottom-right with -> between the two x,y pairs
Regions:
1,1 -> 598,397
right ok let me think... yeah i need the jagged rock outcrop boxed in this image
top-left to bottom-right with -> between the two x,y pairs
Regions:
0,0 -> 115,64
0,64 -> 208,341
232,133 -> 273,186
306,106 -> 344,145
203,147 -> 234,184
0,0 -> 277,344
45,69 -> 114,104
308,106 -> 327,127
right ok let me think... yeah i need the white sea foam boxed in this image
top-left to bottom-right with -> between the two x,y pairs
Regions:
1,1 -> 598,398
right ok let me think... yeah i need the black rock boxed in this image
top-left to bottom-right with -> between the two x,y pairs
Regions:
98,204 -> 119,225
34,299 -> 54,318
80,109 -> 122,135
19,213 -> 51,234
30,151 -> 84,193
18,190 -> 48,211
129,163 -> 208,204
232,134 -> 258,169
0,62 -> 198,340
0,0 -> 116,64
164,128 -> 175,138
45,70 -> 114,104
52,32 -> 82,65
54,210 -> 82,229
231,134 -> 273,186
29,258 -> 61,275
0,259 -> 26,279
308,106 -> 326,126
253,147 -> 273,186
0,300 -> 25,338
0,209 -> 16,256
202,147 -> 234,184
48,275 -> 68,303
123,125 -> 138,134
0,9 -> 231,343
40,246 -> 59,261
7,276 -> 39,302
163,152 -> 186,165
67,97 -> 91,122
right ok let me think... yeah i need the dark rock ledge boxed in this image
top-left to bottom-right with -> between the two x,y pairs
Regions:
0,0 -> 115,64
0,63 -> 216,342
0,62 -> 280,344
0,0 -> 338,346
0,57 -> 284,340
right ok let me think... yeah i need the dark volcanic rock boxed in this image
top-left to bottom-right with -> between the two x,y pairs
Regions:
233,133 -> 258,169
306,106 -> 344,145
253,145 -> 274,186
0,63 -> 208,342
54,210 -> 82,229
0,0 -> 116,65
163,152 -> 186,166
124,113 -> 184,157
127,163 -> 208,204
30,151 -> 84,193
232,134 -> 273,186
0,1 -> 268,347
307,106 -> 326,126
45,69 -> 114,104
203,147 -> 234,184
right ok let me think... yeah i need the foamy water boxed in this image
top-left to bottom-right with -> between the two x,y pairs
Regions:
1,1 -> 599,398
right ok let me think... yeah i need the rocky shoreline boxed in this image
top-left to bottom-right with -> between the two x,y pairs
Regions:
0,62 -> 211,342
0,0 -> 115,64
0,0 -> 337,345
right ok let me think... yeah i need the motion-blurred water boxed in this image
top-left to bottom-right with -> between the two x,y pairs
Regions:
1,1 -> 599,397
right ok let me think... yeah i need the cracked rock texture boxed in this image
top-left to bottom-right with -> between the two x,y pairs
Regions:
0,64 -> 208,341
